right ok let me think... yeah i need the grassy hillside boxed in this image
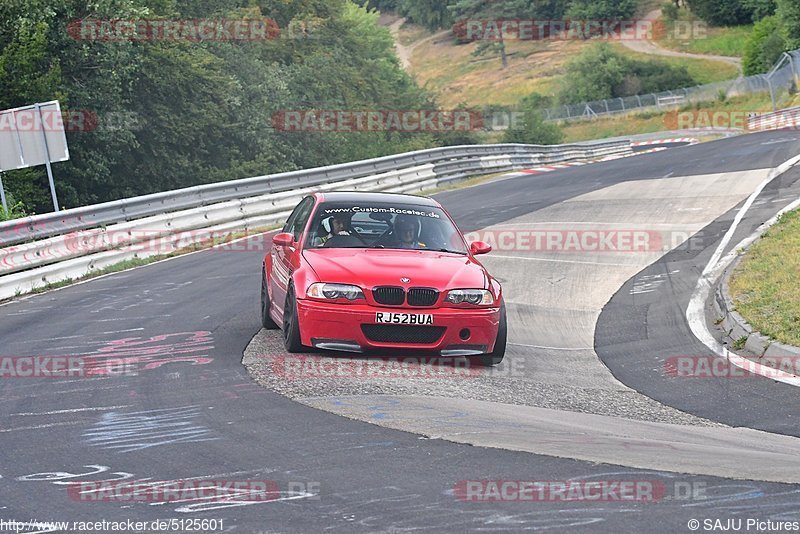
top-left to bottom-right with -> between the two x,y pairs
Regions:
388,4 -> 764,144
657,24 -> 752,57
654,8 -> 752,58
402,22 -> 742,108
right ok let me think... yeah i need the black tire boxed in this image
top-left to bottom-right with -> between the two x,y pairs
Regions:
282,284 -> 305,352
477,302 -> 506,367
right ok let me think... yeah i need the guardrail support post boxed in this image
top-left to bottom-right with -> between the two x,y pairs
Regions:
768,77 -> 777,111
0,172 -> 7,213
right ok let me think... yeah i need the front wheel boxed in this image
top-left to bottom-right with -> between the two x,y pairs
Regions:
477,303 -> 506,367
282,284 -> 305,352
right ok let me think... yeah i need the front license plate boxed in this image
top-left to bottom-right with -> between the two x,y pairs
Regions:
375,312 -> 434,325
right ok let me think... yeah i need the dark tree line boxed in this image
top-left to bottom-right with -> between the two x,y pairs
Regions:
0,0 -> 474,213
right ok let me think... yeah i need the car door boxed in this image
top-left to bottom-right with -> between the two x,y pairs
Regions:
270,196 -> 315,316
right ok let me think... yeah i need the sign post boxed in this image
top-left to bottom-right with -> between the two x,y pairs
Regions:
35,103 -> 60,211
0,172 -> 7,213
0,100 -> 70,214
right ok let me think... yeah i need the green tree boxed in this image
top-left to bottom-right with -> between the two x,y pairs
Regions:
565,0 -> 637,20
559,43 -> 627,103
397,0 -> 452,30
685,0 -> 760,25
743,16 -> 787,75
448,0 -> 540,69
777,0 -> 800,49
743,0 -> 777,20
559,43 -> 696,104
0,0 -> 451,213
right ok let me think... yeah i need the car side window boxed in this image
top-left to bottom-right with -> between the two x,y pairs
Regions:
282,201 -> 304,234
289,197 -> 315,242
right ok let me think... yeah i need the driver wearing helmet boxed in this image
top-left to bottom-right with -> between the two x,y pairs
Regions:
317,212 -> 352,246
391,214 -> 426,249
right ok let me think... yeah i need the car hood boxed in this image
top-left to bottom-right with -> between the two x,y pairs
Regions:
302,248 -> 487,290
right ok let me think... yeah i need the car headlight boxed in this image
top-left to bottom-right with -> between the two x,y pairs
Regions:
445,289 -> 494,306
307,283 -> 365,301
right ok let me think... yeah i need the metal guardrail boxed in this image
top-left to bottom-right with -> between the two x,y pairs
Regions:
747,106 -> 800,130
0,140 -> 632,300
0,141 -> 627,247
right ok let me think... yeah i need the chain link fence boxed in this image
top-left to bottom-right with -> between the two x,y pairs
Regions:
543,50 -> 800,123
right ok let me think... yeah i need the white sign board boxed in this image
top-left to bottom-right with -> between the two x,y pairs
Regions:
0,101 -> 70,172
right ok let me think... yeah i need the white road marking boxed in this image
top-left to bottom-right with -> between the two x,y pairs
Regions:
686,154 -> 800,387
10,405 -> 132,416
490,254 -> 634,267
93,315 -> 172,322
630,270 -> 680,295
761,138 -> 797,145
0,421 -> 85,433
509,342 -> 592,351
2,328 -> 145,345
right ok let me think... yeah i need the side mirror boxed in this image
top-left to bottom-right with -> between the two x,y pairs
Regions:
272,232 -> 295,247
470,241 -> 492,255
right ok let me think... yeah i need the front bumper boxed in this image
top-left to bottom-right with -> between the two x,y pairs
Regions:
296,299 -> 501,355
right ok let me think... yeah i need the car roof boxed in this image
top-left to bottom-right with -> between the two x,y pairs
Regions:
315,191 -> 439,207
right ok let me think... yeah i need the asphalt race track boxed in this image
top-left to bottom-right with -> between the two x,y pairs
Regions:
2,131 -> 800,533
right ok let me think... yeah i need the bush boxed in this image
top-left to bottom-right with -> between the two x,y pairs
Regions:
685,0 -> 757,25
662,1 -> 680,21
368,0 -> 451,30
565,0 -> 638,20
0,191 -> 28,222
743,0 -> 777,21
502,110 -> 564,145
519,92 -> 555,110
558,43 -> 697,104
502,95 -> 563,145
743,16 -> 787,75
558,44 -> 627,103
624,58 -> 695,94
686,0 -> 775,25
777,0 -> 800,49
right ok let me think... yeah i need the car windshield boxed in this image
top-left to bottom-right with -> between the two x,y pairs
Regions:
305,202 -> 468,254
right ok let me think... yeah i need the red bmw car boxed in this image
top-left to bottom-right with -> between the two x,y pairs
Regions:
260,192 -> 506,366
